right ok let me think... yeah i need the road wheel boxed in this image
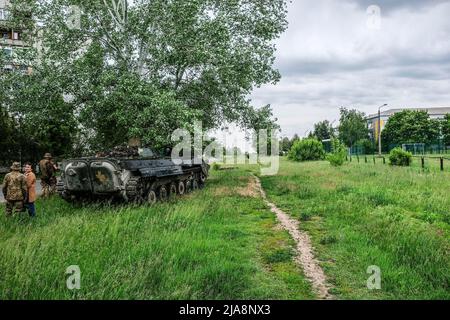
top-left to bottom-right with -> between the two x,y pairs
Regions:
192,180 -> 199,191
169,183 -> 177,198
200,173 -> 207,184
185,180 -> 192,193
159,186 -> 168,201
178,181 -> 186,195
147,190 -> 157,205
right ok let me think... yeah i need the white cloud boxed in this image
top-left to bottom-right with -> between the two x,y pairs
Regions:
251,0 -> 450,138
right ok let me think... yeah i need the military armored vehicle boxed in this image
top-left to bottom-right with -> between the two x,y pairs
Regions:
56,147 -> 209,204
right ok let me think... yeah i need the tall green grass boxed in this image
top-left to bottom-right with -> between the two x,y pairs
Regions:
350,155 -> 450,173
260,159 -> 450,300
0,169 -> 314,300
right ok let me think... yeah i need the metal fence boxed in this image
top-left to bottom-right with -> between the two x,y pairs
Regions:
388,143 -> 450,155
346,154 -> 450,172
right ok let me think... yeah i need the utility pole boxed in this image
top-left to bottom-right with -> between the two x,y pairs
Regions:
378,104 -> 388,156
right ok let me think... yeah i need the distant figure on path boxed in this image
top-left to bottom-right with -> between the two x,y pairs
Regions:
24,163 -> 37,217
2,162 -> 27,217
39,153 -> 58,198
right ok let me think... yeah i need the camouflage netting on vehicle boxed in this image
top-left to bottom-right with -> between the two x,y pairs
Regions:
96,146 -> 140,158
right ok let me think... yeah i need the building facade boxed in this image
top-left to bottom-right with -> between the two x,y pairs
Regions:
0,0 -> 31,73
367,107 -> 450,141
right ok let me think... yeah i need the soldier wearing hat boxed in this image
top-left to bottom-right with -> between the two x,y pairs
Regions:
2,162 -> 27,216
39,153 -> 58,198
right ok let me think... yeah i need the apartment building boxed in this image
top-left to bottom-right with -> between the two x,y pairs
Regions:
0,0 -> 31,73
366,107 -> 450,141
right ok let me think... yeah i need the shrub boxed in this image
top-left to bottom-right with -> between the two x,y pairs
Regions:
212,163 -> 221,171
389,147 -> 412,166
288,139 -> 325,162
327,139 -> 348,166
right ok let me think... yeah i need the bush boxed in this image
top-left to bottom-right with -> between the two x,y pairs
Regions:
212,163 -> 221,171
389,147 -> 412,166
288,139 -> 325,162
327,139 -> 348,166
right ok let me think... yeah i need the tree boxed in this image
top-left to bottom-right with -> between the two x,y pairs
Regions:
312,120 -> 335,141
355,138 -> 376,155
1,69 -> 78,159
443,114 -> 450,146
0,107 -> 18,165
9,0 -> 287,152
338,108 -> 369,148
279,137 -> 292,155
381,110 -> 441,148
279,134 -> 301,155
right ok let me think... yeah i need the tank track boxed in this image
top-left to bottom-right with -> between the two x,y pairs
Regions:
124,173 -> 204,203
125,176 -> 144,201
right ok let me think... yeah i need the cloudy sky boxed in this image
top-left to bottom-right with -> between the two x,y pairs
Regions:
250,0 -> 450,138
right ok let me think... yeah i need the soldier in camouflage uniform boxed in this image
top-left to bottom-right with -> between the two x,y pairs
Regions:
2,162 -> 27,217
39,153 -> 58,198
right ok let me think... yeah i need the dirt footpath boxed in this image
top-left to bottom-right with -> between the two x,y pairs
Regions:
253,175 -> 334,300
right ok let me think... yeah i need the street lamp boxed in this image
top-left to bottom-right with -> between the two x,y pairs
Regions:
378,104 -> 388,156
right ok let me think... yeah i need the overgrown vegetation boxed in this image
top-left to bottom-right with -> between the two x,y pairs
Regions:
443,114 -> 450,146
310,120 -> 335,141
0,169 -> 314,300
389,147 -> 412,166
338,108 -> 369,149
260,158 -> 449,299
327,139 -> 347,167
2,0 -> 286,154
287,139 -> 325,162
382,110 -> 442,149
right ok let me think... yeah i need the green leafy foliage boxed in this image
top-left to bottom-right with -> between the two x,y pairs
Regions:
355,138 -> 376,155
381,110 -> 441,148
338,108 -> 369,148
279,134 -> 300,155
443,114 -> 450,146
0,107 -> 18,165
311,120 -> 335,141
3,0 -> 288,154
287,139 -> 325,162
1,71 -> 78,160
389,147 -> 412,166
327,139 -> 347,167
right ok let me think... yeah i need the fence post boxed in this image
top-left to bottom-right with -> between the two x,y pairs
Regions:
383,157 -> 386,165
373,157 -> 376,164
365,156 -> 368,163
357,155 -> 360,163
421,157 -> 425,169
441,157 -> 444,171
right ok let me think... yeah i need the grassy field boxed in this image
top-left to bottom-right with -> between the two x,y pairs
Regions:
350,155 -> 450,173
1,159 -> 449,300
0,168 -> 314,300
259,158 -> 449,300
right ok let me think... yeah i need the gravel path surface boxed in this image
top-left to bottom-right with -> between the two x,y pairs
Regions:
253,175 -> 334,300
